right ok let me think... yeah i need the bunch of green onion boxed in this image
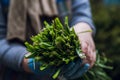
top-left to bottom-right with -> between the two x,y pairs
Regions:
25,17 -> 112,80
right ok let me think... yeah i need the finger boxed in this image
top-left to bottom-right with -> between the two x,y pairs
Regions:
81,43 -> 91,65
69,63 -> 90,80
88,45 -> 93,59
64,59 -> 82,78
61,62 -> 75,75
81,41 -> 88,53
90,51 -> 96,67
87,45 -> 96,68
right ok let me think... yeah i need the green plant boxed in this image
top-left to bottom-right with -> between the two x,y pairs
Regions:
25,17 -> 112,80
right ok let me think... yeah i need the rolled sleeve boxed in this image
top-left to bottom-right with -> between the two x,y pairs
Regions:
0,39 -> 28,71
71,0 -> 96,35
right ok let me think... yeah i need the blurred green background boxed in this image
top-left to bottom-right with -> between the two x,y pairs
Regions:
90,0 -> 120,80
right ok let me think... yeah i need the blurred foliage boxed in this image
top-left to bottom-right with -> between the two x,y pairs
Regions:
90,0 -> 120,80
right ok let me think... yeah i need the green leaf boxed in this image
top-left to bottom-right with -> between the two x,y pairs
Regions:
40,64 -> 48,70
52,69 -> 61,79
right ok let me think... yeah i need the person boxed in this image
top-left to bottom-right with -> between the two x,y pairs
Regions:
0,0 -> 96,80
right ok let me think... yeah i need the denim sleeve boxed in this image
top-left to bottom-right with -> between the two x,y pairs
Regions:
0,39 -> 28,71
71,0 -> 96,34
0,2 -> 28,71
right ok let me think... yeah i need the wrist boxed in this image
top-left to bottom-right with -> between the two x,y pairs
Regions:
22,58 -> 32,73
73,22 -> 92,35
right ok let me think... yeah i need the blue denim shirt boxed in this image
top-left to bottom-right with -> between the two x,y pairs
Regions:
0,0 -> 95,80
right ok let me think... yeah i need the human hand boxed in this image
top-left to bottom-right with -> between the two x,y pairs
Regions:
73,22 -> 96,68
23,58 -> 89,80
59,59 -> 90,80
27,58 -> 56,77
